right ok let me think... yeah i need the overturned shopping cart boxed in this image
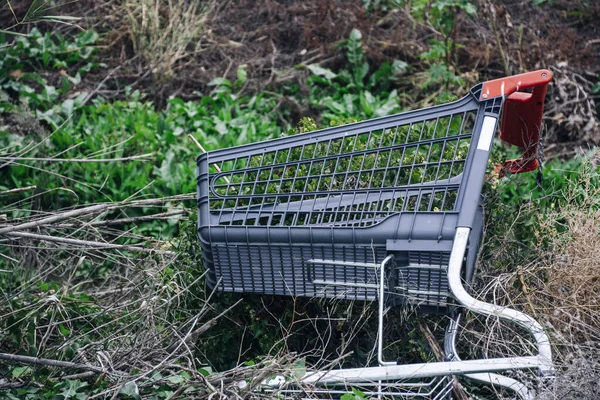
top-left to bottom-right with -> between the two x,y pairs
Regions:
196,70 -> 554,399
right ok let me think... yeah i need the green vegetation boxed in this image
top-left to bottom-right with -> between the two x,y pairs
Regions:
1,0 -> 599,398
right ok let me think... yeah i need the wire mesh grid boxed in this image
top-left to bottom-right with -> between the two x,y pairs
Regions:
197,95 -> 485,309
207,110 -> 477,228
268,376 -> 454,399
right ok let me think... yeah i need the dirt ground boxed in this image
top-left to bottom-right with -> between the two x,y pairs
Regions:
2,0 -> 599,157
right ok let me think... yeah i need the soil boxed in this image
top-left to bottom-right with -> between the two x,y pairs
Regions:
1,0 -> 599,158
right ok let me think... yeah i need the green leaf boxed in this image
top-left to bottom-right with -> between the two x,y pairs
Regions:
341,387 -> 369,400
213,118 -> 228,135
167,374 -> 186,384
374,90 -> 400,117
58,323 -> 71,336
208,77 -> 231,87
346,29 -> 365,68
391,59 -> 410,76
120,381 -> 141,399
77,30 -> 99,46
12,366 -> 32,378
349,28 -> 362,42
306,64 -> 337,80
59,380 -> 88,399
291,358 -> 306,379
236,65 -> 247,85
463,2 -> 477,15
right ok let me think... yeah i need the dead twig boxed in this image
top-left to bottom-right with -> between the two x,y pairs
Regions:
50,210 -> 187,229
0,153 -> 154,163
418,320 -> 470,400
188,134 -> 229,183
0,204 -> 111,234
3,231 -> 174,255
0,352 -> 127,377
0,186 -> 36,196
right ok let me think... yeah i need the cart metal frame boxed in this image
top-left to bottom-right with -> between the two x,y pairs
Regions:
196,70 -> 554,399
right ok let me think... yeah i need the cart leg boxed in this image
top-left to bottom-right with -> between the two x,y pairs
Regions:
447,227 -> 553,375
444,313 -> 532,400
377,255 -> 396,367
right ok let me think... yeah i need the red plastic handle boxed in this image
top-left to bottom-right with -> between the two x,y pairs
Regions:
481,70 -> 552,175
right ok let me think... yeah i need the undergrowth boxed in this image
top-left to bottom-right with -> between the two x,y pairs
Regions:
1,3 -> 599,398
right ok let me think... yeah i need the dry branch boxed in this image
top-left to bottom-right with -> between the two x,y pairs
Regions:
0,204 -> 111,234
418,320 -> 470,400
0,153 -> 154,163
3,231 -> 175,255
0,186 -> 37,196
52,210 -> 187,228
0,352 -> 128,377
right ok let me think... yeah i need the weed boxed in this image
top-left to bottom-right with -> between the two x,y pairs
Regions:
362,0 -> 403,12
0,27 -> 102,128
1,0 -> 79,34
120,0 -> 214,75
412,0 -> 476,90
305,29 -> 408,122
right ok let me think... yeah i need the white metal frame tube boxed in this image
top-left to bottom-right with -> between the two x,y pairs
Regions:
300,227 -> 553,387
301,355 -> 544,384
377,255 -> 396,367
446,314 -> 532,399
448,227 -> 553,375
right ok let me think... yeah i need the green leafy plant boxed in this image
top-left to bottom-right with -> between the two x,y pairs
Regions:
303,29 -> 409,122
412,0 -> 476,89
0,28 -> 102,128
341,387 -> 370,400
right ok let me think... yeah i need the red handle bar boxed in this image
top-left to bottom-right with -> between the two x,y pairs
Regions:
481,69 -> 552,175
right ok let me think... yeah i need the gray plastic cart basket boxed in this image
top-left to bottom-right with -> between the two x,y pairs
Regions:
196,70 -> 555,399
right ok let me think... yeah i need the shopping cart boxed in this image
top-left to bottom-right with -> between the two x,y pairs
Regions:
196,70 -> 554,398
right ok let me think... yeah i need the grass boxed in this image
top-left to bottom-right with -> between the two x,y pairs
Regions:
120,0 -> 214,75
0,27 -> 431,398
1,17 -> 599,400
463,153 -> 600,398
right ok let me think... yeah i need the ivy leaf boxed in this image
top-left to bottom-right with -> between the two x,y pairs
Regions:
11,366 -> 32,378
306,64 -> 337,80
167,374 -> 187,384
119,381 -> 141,399
291,358 -> 306,379
59,380 -> 88,399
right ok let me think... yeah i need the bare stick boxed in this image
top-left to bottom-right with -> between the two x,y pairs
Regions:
52,210 -> 187,228
58,371 -> 96,381
0,204 -> 111,234
1,198 -> 191,234
0,352 -> 127,377
187,134 -> 229,183
418,320 -> 469,400
3,231 -> 175,255
165,299 -> 243,353
0,186 -> 37,196
0,153 -> 154,163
